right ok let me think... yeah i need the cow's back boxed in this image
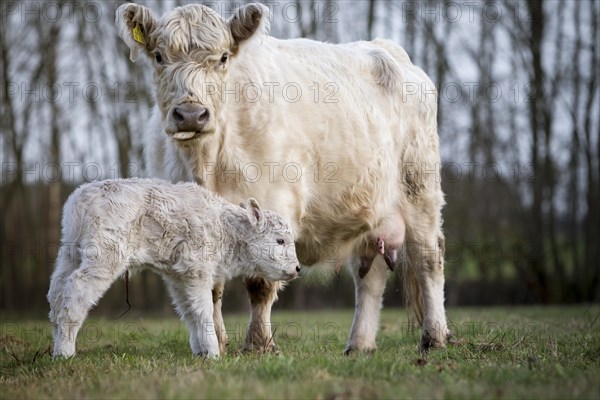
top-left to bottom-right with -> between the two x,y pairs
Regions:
235,37 -> 438,264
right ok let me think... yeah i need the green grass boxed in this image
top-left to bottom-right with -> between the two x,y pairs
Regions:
1,306 -> 599,399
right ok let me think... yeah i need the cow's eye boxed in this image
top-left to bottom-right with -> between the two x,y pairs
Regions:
276,239 -> 285,245
220,53 -> 228,64
155,52 -> 162,64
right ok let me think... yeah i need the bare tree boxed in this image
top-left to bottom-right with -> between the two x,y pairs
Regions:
367,0 -> 376,40
567,0 -> 583,299
582,0 -> 600,300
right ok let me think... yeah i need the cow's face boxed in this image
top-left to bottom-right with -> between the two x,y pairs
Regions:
116,3 -> 268,141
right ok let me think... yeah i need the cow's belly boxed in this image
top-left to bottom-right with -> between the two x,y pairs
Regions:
296,150 -> 401,266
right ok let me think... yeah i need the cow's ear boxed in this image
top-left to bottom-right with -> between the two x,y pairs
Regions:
115,3 -> 157,62
239,198 -> 265,229
228,3 -> 270,47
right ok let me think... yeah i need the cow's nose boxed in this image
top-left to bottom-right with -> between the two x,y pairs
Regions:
171,103 -> 209,132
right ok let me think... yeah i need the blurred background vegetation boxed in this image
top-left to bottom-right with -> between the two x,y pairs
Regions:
1,0 -> 598,314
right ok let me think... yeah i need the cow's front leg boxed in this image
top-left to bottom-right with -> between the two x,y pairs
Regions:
212,283 -> 227,354
345,256 -> 389,354
242,277 -> 281,353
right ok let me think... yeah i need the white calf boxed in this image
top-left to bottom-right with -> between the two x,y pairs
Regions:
47,178 -> 299,358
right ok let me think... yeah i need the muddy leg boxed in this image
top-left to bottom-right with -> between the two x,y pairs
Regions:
404,230 -> 449,352
212,283 -> 227,354
242,277 -> 281,353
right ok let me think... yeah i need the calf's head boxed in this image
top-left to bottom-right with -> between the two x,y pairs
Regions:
116,3 -> 268,141
238,198 -> 300,282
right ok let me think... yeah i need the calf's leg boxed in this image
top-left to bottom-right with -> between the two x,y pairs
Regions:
182,279 -> 219,357
48,245 -> 80,340
163,277 -> 202,354
53,261 -> 121,358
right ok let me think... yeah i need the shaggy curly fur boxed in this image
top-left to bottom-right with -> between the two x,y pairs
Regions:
47,178 -> 299,358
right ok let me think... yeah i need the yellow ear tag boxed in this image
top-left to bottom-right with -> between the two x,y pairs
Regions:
132,23 -> 145,45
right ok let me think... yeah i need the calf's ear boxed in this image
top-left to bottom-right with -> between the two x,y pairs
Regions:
115,3 -> 157,62
228,3 -> 270,47
239,198 -> 265,229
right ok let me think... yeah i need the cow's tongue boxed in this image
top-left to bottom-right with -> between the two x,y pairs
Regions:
173,132 -> 196,140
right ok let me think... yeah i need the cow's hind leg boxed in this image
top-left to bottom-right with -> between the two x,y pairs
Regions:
404,224 -> 449,352
345,256 -> 388,354
53,261 -> 122,358
242,277 -> 280,353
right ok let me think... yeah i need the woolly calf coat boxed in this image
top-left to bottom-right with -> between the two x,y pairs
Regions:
47,178 -> 299,358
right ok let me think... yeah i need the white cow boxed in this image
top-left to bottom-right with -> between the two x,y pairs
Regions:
47,178 -> 299,358
116,2 -> 449,354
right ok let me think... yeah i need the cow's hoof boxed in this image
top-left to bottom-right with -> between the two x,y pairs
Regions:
242,340 -> 279,354
218,340 -> 228,356
446,332 -> 459,346
343,345 -> 376,356
216,334 -> 228,355
419,330 -> 451,353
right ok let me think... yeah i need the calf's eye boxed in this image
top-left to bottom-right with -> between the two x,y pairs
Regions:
220,53 -> 228,64
155,52 -> 162,64
276,239 -> 285,245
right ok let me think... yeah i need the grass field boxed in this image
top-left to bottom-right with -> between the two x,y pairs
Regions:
1,305 -> 599,399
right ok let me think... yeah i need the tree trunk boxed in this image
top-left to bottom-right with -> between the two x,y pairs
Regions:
528,0 -> 548,302
39,11 -> 63,307
582,0 -> 600,300
569,1 -> 583,300
367,0 -> 376,40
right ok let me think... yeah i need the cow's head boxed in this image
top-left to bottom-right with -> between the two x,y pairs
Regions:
116,3 -> 269,141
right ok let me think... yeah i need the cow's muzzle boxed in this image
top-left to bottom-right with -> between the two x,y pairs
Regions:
169,103 -> 210,140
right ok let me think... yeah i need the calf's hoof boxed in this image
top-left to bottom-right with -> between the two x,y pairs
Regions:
52,343 -> 76,359
193,349 -> 219,359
